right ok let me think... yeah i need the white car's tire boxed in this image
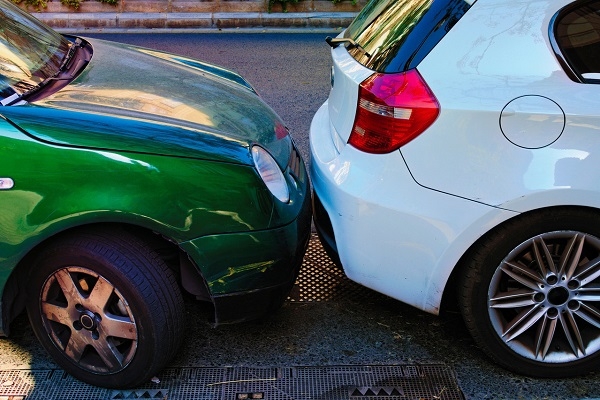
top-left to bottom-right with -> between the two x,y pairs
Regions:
459,208 -> 600,377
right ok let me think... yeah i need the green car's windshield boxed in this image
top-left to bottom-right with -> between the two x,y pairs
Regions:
0,0 -> 70,103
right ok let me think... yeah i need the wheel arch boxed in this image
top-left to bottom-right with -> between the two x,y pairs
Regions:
0,222 -> 211,337
440,204 -> 600,314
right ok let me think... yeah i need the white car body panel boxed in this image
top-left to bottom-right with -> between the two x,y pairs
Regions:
311,102 -> 519,313
327,44 -> 372,149
406,0 -> 600,211
310,0 -> 600,376
309,0 -> 600,314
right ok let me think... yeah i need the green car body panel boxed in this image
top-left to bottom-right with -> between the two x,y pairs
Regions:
7,38 -> 292,166
0,38 -> 311,334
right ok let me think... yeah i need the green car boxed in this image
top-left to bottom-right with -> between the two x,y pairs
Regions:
0,0 -> 311,389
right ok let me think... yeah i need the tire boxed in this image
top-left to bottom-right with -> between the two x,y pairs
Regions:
26,227 -> 185,388
459,208 -> 600,377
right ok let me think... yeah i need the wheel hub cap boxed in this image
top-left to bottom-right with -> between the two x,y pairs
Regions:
547,286 -> 569,306
79,310 -> 98,331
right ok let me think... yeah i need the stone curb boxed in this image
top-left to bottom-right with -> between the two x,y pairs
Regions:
34,11 -> 357,31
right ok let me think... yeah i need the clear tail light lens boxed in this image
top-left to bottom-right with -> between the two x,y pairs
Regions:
348,69 -> 440,154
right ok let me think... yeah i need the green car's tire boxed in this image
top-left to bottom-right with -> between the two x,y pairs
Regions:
26,227 -> 185,388
459,208 -> 600,378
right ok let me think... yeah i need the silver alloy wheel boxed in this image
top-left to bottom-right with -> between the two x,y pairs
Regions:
488,231 -> 600,363
40,266 -> 138,374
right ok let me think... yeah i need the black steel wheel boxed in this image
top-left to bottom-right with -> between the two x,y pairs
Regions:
459,208 -> 600,377
26,227 -> 184,388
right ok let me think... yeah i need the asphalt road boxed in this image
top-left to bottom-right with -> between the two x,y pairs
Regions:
2,32 -> 600,400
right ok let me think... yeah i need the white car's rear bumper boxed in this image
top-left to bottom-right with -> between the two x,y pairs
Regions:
309,101 -> 516,314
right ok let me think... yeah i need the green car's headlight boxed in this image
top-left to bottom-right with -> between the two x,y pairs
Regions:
252,145 -> 290,204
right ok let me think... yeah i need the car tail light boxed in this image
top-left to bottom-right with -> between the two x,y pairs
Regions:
348,69 -> 440,154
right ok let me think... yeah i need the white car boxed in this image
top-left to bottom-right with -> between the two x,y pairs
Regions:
310,0 -> 600,377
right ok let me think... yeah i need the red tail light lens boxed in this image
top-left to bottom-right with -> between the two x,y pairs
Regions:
348,69 -> 440,154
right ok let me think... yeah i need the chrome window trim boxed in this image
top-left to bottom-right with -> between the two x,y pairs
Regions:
549,5 -> 582,83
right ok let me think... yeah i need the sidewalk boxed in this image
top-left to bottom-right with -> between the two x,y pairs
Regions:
26,0 -> 364,31
35,11 -> 358,31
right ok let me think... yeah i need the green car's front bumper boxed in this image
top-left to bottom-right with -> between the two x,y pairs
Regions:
181,178 -> 312,324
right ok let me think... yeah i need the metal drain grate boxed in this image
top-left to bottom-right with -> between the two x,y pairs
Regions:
0,365 -> 464,400
288,234 -> 384,303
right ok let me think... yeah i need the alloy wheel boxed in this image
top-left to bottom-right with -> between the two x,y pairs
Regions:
488,231 -> 600,363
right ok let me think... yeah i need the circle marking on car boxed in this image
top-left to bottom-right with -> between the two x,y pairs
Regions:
500,95 -> 565,149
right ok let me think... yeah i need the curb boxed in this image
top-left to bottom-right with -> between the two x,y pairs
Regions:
34,11 -> 357,31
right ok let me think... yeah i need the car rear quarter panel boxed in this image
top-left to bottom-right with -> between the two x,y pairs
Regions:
311,0 -> 600,315
405,0 -> 600,212
310,103 -> 520,314
327,45 -> 373,147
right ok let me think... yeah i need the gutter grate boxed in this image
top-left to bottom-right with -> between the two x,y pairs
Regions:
0,365 -> 464,399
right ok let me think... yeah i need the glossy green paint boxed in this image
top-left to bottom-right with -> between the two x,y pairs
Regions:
0,31 -> 312,335
2,105 -> 254,165
0,103 -> 310,302
181,180 -> 311,295
7,38 -> 292,168
0,111 -> 302,268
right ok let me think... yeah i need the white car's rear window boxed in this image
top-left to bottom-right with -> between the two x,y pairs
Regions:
344,0 -> 475,72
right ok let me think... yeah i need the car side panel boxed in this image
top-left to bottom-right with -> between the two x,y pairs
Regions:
0,119 -> 282,272
404,0 -> 600,212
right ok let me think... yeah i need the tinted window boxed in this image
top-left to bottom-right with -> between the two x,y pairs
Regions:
0,0 -> 69,100
554,0 -> 600,83
344,0 -> 475,73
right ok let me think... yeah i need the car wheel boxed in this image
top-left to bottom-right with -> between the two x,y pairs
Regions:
26,228 -> 185,388
459,208 -> 600,377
